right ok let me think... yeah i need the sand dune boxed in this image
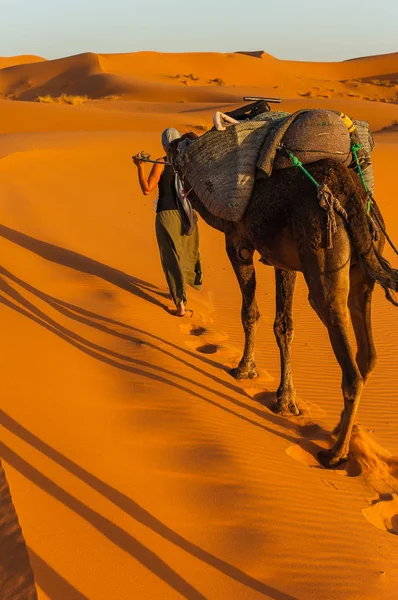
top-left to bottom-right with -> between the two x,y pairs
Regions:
0,49 -> 398,599
0,55 -> 45,70
1,50 -> 397,105
280,51 -> 398,80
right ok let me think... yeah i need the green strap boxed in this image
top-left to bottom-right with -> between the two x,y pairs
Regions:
351,142 -> 372,213
285,149 -> 320,188
286,143 -> 373,215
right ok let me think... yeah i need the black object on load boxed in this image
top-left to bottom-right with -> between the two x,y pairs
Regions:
224,97 -> 281,121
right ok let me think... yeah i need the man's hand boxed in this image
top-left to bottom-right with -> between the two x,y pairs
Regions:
132,153 -> 143,166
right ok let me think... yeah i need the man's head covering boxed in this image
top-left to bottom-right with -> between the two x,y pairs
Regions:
161,127 -> 181,151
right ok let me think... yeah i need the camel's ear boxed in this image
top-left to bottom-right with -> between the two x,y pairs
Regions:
183,132 -> 199,141
168,131 -> 199,166
173,132 -> 199,145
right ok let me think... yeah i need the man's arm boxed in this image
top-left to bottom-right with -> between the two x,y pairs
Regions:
134,156 -> 164,195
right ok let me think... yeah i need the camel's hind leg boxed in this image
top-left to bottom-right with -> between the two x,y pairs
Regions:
273,268 -> 299,416
348,264 -> 377,381
226,240 -> 260,379
303,251 -> 364,468
331,265 -> 377,437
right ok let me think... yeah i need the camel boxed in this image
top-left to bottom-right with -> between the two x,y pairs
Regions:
169,136 -> 398,468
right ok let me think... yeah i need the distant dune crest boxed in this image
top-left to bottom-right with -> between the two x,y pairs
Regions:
0,50 -> 397,104
235,50 -> 269,59
0,54 -> 45,69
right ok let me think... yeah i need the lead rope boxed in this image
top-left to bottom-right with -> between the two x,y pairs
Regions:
132,151 -> 170,165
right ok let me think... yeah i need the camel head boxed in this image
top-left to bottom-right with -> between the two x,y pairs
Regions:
167,132 -> 199,176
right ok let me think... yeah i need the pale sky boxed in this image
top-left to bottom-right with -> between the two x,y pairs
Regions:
0,0 -> 396,62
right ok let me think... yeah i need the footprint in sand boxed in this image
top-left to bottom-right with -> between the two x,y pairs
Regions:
196,344 -> 220,354
362,494 -> 398,535
180,321 -> 274,383
294,398 -> 327,420
180,322 -> 246,371
286,436 -> 363,477
179,323 -> 227,342
185,339 -> 241,364
179,323 -> 206,336
180,310 -> 214,324
181,320 -> 239,360
188,326 -> 206,337
286,438 -> 334,468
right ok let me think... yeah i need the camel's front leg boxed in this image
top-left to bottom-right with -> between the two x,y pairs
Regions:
273,268 -> 300,416
226,240 -> 260,380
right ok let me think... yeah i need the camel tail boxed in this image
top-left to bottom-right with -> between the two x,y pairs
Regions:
345,174 -> 398,306
369,245 -> 398,306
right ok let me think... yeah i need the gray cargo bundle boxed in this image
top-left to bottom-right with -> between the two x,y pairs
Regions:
175,109 -> 374,222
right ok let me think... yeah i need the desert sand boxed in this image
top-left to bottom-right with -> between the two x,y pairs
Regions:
0,50 -> 397,600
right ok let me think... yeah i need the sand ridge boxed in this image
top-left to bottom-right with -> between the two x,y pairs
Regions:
0,55 -> 45,70
1,50 -> 398,105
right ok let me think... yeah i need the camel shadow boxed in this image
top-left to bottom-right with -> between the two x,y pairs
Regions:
0,442 -> 206,600
0,223 -> 167,311
28,549 -> 88,600
0,411 -> 299,600
0,223 -> 318,445
0,265 -> 298,444
0,223 -> 242,376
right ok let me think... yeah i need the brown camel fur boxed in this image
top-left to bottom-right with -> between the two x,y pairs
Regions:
169,138 -> 398,468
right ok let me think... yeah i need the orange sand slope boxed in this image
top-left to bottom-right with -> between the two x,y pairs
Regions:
1,96 -> 398,136
0,55 -> 45,70
1,50 -> 397,105
1,49 -> 398,600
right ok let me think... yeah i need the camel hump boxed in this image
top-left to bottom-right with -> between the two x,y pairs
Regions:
276,109 -> 352,168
